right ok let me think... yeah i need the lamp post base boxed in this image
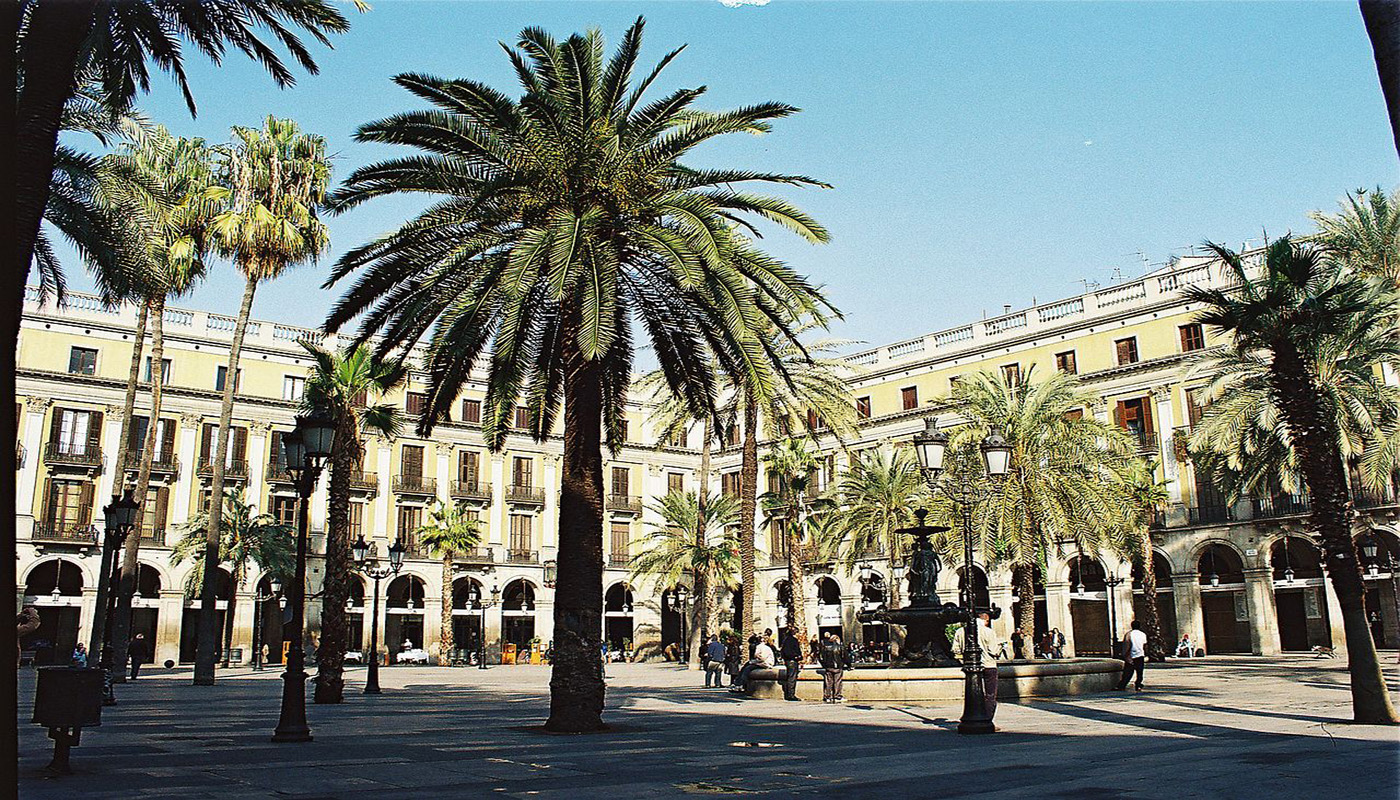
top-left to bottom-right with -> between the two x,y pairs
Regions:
957,666 -> 997,735
272,655 -> 313,743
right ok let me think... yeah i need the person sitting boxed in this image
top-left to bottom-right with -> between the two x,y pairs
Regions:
1175,634 -> 1194,658
732,636 -> 778,694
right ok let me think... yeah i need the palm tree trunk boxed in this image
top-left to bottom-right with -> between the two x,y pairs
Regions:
440,556 -> 454,661
1015,560 -> 1037,657
785,504 -> 810,649
1,3 -> 20,770
112,297 -> 163,678
196,274 -> 258,685
90,300 -> 149,663
314,414 -> 357,703
545,340 -> 606,733
1361,0 -> 1400,160
1139,528 -> 1166,661
1271,341 -> 1398,724
688,419 -> 713,667
739,391 -> 759,639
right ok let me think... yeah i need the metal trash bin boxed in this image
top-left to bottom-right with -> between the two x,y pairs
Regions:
32,667 -> 103,773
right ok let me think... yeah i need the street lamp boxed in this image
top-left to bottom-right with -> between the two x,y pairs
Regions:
543,559 -> 557,589
354,536 -> 404,694
252,576 -> 283,671
476,582 -> 500,669
673,585 -> 691,663
272,409 -> 336,743
913,416 -> 1009,735
1104,570 -> 1125,646
97,489 -> 140,705
1362,539 -> 1381,578
1281,536 -> 1296,585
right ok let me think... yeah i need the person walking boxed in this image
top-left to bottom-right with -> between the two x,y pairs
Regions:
128,633 -> 150,680
779,629 -> 803,701
1117,620 -> 1148,691
703,635 -> 727,688
1051,628 -> 1066,658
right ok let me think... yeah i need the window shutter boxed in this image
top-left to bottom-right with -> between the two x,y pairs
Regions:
155,486 -> 169,534
403,446 -> 422,478
78,482 -> 95,528
48,409 -> 63,449
270,430 -> 284,467
87,411 -> 103,454
129,415 -> 148,452
200,423 -> 213,463
161,419 -> 176,462
1113,402 -> 1125,429
1141,397 -> 1155,438
232,427 -> 247,464
40,478 -> 54,527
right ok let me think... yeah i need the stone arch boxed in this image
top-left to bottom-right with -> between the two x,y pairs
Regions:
135,563 -> 164,599
23,557 -> 86,597
1356,525 -> 1400,647
387,574 -> 429,609
451,576 -> 484,610
22,556 -> 92,593
955,564 -> 990,608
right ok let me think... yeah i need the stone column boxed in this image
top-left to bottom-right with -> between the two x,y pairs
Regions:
840,591 -> 861,643
1044,581 -> 1074,656
158,590 -> 184,666
173,413 -> 201,524
535,599 -> 555,646
230,588 -> 257,664
18,396 -> 50,520
988,580 -> 1015,645
425,589 -> 445,661
96,407 -> 124,503
1153,386 -> 1182,502
484,603 -> 502,664
435,448 -> 451,509
373,439 -> 392,539
247,421 -> 270,513
490,454 -> 507,547
78,587 -> 98,649
542,454 -> 561,552
1320,577 -> 1349,657
1171,572 -> 1205,653
1242,567 -> 1280,655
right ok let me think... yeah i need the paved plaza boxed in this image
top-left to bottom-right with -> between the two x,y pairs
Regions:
17,656 -> 1400,799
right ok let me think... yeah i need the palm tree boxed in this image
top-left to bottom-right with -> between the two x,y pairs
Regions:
1359,2 -> 1400,159
832,447 -> 929,610
323,19 -> 831,732
1184,238 -> 1399,724
194,117 -> 332,685
95,126 -> 220,676
414,502 -> 484,665
300,342 -> 405,703
727,323 -> 856,639
1125,461 -> 1170,661
759,437 -> 823,648
941,367 -> 1139,654
1309,186 -> 1399,286
629,491 -> 741,642
170,487 -> 296,664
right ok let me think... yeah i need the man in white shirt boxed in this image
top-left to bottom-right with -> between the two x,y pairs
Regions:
733,636 -> 778,694
1116,620 -> 1149,691
956,611 -> 1002,722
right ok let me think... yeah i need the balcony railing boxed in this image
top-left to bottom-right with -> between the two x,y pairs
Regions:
506,549 -> 538,564
127,452 -> 179,475
393,474 -> 437,495
452,546 -> 494,564
138,529 -> 166,547
1355,487 -> 1398,509
265,464 -> 294,484
1252,494 -> 1311,519
1148,509 -> 1166,529
605,495 -> 642,514
450,480 -> 492,502
31,522 -> 98,545
1125,429 -> 1160,455
505,484 -> 545,505
44,440 -> 103,469
197,458 -> 248,479
1187,503 -> 1235,525
350,471 -> 378,492
608,553 -> 631,567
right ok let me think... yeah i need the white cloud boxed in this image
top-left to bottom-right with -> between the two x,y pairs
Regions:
718,0 -> 772,7
1083,140 -> 1094,146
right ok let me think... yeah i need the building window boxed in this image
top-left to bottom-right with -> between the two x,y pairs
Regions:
215,365 -> 241,393
513,405 -> 530,430
283,375 -> 306,402
51,408 -> 101,457
721,471 -> 740,498
458,450 -> 480,485
347,501 -> 365,541
143,357 -> 171,385
405,391 -> 427,416
610,521 -> 630,563
42,478 -> 93,532
460,398 -> 481,424
726,424 -> 741,447
138,486 -> 169,542
1000,363 -> 1021,385
400,444 -> 424,479
1055,351 -> 1077,375
509,514 -> 533,552
1064,408 -> 1084,421
770,517 -> 789,559
349,389 -> 368,407
667,472 -> 684,495
856,396 -> 871,419
619,419 -> 629,442
512,456 -> 533,488
271,495 -> 298,527
1114,397 -> 1155,450
1184,386 -> 1207,428
806,409 -> 828,432
128,416 -> 175,462
198,423 -> 248,470
901,386 -> 918,411
1179,323 -> 1205,353
610,466 -> 630,498
68,347 -> 98,376
1115,337 -> 1139,366
397,504 -> 423,544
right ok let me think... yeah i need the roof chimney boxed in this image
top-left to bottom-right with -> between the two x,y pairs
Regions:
1002,304 -> 1012,315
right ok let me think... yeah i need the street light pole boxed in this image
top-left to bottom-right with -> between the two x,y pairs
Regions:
354,535 -> 404,695
476,582 -> 500,669
1105,572 -> 1124,649
99,490 -> 140,706
272,410 -> 336,744
252,577 -> 282,672
912,417 -> 1010,736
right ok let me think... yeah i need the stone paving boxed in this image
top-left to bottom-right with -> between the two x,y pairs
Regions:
16,655 -> 1400,799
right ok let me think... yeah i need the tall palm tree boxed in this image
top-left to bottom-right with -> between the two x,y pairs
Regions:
322,19 -> 830,732
629,490 -> 741,641
96,126 -> 220,676
941,367 -> 1139,653
1184,238 -> 1399,724
1125,461 -> 1170,661
302,342 -> 405,703
170,487 -> 295,663
415,502 -> 484,664
1359,1 -> 1400,159
832,447 -> 929,610
727,323 -> 856,639
1309,186 -> 1399,286
759,437 -> 822,648
194,117 -> 332,685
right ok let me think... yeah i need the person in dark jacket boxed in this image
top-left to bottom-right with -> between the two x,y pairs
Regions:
128,633 -> 150,680
725,635 -> 743,686
779,630 -> 803,701
703,635 -> 727,687
818,633 -> 853,702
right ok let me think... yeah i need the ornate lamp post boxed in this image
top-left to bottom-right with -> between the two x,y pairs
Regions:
252,576 -> 283,671
353,535 -> 405,694
272,409 -> 336,743
475,582 -> 500,669
673,585 -> 691,663
98,489 -> 140,705
1104,569 -> 1124,647
543,559 -> 557,589
912,417 -> 1010,735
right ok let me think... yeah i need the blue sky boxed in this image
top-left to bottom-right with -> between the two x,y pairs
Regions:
55,0 -> 1398,353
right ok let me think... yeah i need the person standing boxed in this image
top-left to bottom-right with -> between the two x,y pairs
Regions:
958,611 -> 1002,722
779,630 -> 803,701
71,643 -> 88,668
16,606 -> 40,666
725,635 -> 743,687
1051,628 -> 1066,658
818,633 -> 853,703
128,633 -> 150,680
703,635 -> 726,687
1117,620 -> 1148,691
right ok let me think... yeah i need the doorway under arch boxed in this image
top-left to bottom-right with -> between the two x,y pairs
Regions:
1198,544 -> 1249,654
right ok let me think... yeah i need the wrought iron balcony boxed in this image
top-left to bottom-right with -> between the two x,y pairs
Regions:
1252,494 -> 1310,519
1187,503 -> 1235,525
44,440 -> 104,470
1355,487 -> 1397,509
138,528 -> 166,547
393,474 -> 437,496
505,484 -> 545,505
197,458 -> 248,480
349,471 -> 378,492
265,464 -> 295,484
1127,429 -> 1160,455
605,494 -> 642,514
450,480 -> 492,502
608,552 -> 631,567
31,522 -> 98,545
452,546 -> 494,564
506,548 -> 538,564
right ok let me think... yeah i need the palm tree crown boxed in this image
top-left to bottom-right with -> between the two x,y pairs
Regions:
629,491 -> 740,591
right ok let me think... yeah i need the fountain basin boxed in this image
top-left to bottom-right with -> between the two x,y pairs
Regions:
745,658 -> 1124,703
